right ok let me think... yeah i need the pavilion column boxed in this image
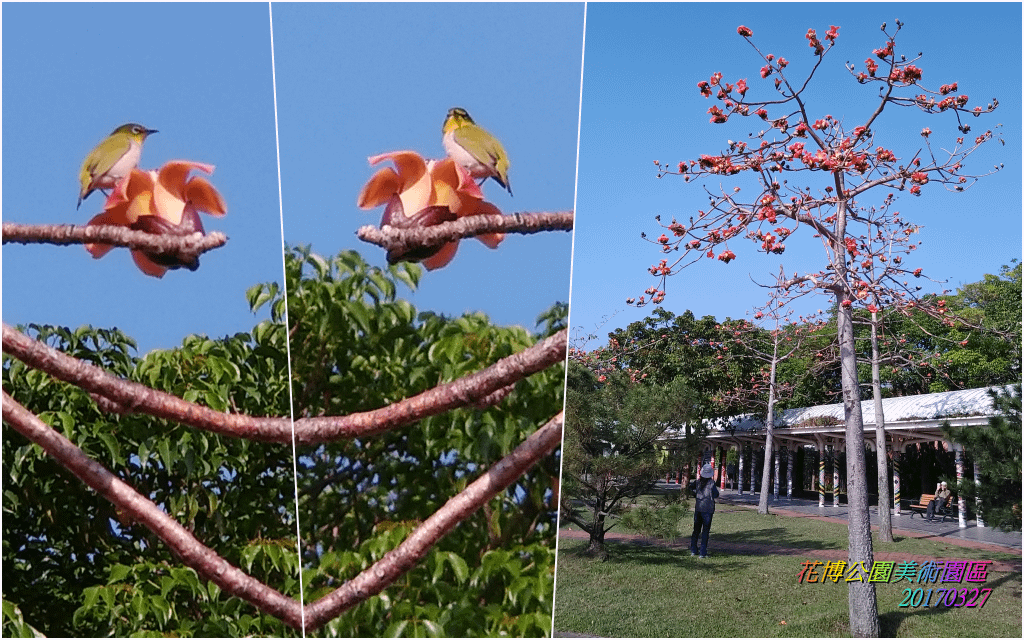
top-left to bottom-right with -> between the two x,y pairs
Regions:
892,450 -> 902,517
833,445 -> 841,508
749,447 -> 757,493
974,460 -> 985,528
773,443 -> 781,499
817,440 -> 826,508
718,446 -> 727,490
954,444 -> 967,529
786,443 -> 794,498
737,444 -> 745,495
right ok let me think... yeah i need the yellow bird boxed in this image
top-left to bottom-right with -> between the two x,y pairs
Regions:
442,107 -> 512,196
78,123 -> 157,209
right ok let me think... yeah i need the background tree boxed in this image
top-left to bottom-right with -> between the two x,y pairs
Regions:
944,385 -> 1022,532
279,247 -> 565,636
639,21 -> 1001,636
561,361 -> 697,559
3,321 -> 299,637
3,245 -> 566,637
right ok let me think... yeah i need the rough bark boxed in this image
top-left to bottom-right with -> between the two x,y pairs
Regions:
838,302 -> 880,636
757,353 -> 780,515
870,313 -> 894,542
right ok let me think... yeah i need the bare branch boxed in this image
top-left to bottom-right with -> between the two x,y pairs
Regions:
302,412 -> 563,631
2,322 -> 566,445
2,222 -> 227,265
357,211 -> 573,260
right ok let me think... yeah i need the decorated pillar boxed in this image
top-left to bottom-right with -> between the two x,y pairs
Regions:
749,446 -> 757,493
719,446 -> 727,490
892,450 -> 902,517
738,444 -> 745,495
817,442 -> 825,508
955,445 -> 966,529
974,461 -> 985,528
833,445 -> 840,508
786,444 -> 795,498
773,443 -> 781,499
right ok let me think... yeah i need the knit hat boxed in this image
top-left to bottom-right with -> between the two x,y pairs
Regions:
700,463 -> 714,478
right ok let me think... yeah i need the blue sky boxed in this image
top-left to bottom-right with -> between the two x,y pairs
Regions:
271,3 -> 583,334
3,3 -> 583,357
570,3 -> 1021,347
2,3 -> 282,356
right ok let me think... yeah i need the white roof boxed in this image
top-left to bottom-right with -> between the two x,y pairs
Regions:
707,385 -> 1013,434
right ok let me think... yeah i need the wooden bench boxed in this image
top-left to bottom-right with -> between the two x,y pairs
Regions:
908,493 -> 955,522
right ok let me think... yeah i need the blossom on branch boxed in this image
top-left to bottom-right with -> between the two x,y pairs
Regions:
357,150 -> 504,270
85,161 -> 226,278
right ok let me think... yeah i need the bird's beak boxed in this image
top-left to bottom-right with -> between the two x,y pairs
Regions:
146,129 -> 159,135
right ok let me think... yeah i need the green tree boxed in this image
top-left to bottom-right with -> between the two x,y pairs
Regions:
278,247 -> 563,637
944,385 -> 1022,532
3,320 -> 300,637
561,361 -> 697,559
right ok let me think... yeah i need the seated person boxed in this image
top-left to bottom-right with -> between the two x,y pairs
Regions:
925,481 -> 952,521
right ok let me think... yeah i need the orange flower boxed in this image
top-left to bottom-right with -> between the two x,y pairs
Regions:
85,161 -> 226,278
357,150 -> 504,270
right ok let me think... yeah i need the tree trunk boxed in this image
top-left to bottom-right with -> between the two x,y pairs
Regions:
870,312 -> 894,542
757,349 -> 780,515
838,301 -> 880,636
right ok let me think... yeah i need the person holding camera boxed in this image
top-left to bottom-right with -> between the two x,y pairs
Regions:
690,463 -> 720,559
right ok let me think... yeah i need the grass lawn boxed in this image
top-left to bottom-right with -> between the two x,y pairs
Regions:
554,508 -> 1022,637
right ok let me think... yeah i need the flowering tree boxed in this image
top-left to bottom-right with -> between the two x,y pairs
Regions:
638,20 -> 1001,636
712,282 -> 826,514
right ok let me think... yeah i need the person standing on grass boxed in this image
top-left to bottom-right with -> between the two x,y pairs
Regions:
690,463 -> 719,558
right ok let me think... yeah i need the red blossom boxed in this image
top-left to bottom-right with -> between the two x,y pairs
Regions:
698,81 -> 712,98
841,299 -> 853,308
717,249 -> 736,264
755,108 -> 769,120
736,78 -> 748,95
921,127 -> 931,137
737,25 -> 753,37
909,185 -> 921,195
709,71 -> 723,86
825,25 -> 840,42
760,64 -> 772,79
657,234 -> 669,244
910,172 -> 929,184
939,82 -> 958,95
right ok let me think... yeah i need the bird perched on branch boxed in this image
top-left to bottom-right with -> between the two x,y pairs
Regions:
78,123 -> 158,208
442,107 -> 512,196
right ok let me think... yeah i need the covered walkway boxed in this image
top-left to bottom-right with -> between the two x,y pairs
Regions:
660,386 -> 1015,530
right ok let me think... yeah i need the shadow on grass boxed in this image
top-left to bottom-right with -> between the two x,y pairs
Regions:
581,539 -> 764,573
878,572 -> 1023,637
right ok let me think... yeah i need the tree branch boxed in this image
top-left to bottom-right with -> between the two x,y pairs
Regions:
1,391 -> 304,630
2,322 -> 566,445
301,411 -> 563,632
2,222 -> 227,264
356,211 -> 573,257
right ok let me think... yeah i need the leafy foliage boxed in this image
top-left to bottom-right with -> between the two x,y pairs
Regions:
3,318 -> 299,637
561,361 -> 697,558
270,246 -> 562,637
4,246 -> 564,637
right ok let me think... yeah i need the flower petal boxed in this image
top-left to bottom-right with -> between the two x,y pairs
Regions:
131,250 -> 169,278
84,210 -> 125,258
422,241 -> 459,271
184,176 -> 227,216
358,167 -> 402,209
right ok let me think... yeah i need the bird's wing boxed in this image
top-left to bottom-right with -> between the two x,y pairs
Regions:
82,135 -> 132,185
453,126 -> 506,166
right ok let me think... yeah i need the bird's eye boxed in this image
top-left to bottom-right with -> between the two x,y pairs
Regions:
133,126 -> 143,134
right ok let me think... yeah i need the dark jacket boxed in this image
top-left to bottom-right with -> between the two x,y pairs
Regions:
692,478 -> 720,514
